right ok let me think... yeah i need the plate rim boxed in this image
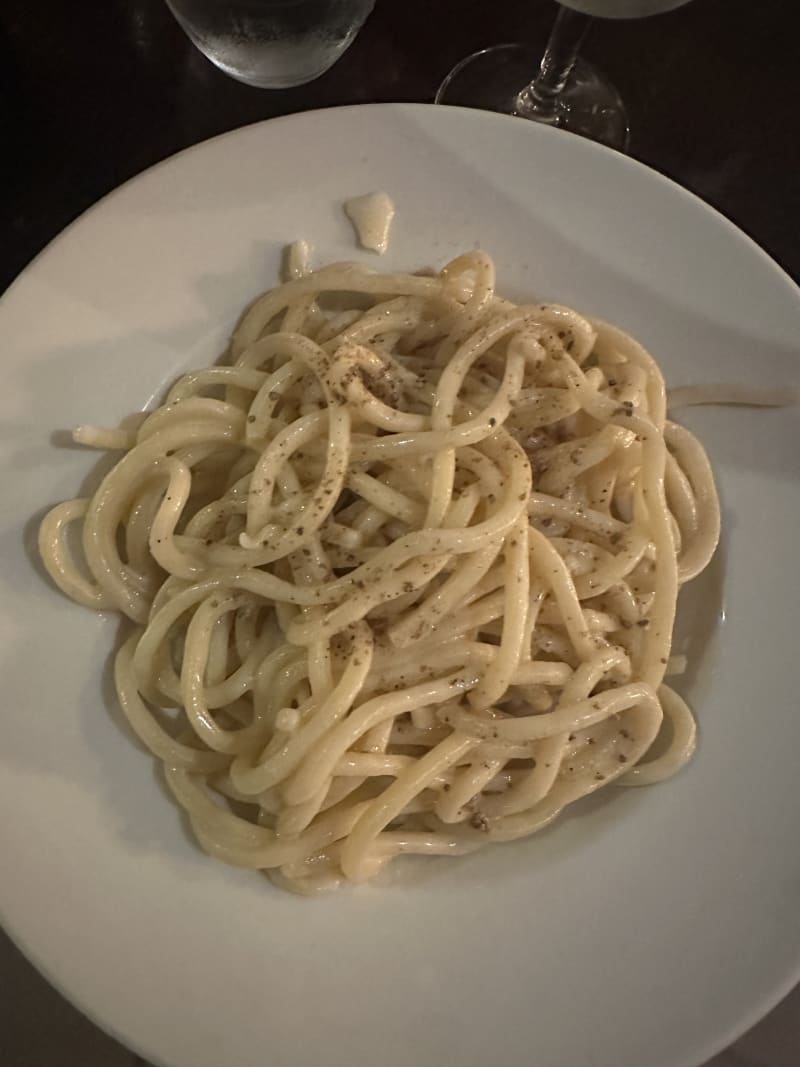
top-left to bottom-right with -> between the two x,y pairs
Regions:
1,101 -> 799,1067
2,103 -> 798,310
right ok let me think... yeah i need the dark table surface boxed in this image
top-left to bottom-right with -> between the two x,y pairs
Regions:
1,1 -> 798,1064
2,0 -> 799,295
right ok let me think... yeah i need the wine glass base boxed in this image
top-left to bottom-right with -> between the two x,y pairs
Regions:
436,43 -> 630,152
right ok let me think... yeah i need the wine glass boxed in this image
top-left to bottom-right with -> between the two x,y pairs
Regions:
436,0 -> 693,152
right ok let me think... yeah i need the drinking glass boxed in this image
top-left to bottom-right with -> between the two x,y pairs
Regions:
164,0 -> 376,88
437,0 -> 693,151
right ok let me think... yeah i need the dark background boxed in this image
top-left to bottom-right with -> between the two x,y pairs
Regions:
1,0 -> 798,297
1,0 -> 797,1064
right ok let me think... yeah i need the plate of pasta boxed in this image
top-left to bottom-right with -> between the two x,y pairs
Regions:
1,104 -> 798,1067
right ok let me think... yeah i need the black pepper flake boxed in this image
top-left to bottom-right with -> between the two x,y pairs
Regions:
618,754 -> 628,763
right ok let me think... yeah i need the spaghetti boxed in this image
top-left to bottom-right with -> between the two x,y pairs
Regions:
38,251 -> 720,893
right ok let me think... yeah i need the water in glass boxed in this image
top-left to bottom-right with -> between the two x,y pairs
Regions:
165,0 -> 375,88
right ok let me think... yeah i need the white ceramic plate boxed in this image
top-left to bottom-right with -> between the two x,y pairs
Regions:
1,104 -> 798,1067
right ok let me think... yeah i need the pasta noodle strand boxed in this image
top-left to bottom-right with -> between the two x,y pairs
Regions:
38,251 -> 720,894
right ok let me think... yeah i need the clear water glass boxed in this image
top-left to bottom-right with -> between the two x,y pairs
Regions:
165,0 -> 375,88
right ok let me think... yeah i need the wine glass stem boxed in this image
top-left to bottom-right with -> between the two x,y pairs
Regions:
516,5 -> 593,120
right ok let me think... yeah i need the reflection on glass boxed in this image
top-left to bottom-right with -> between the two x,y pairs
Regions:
437,0 -> 693,152
164,0 -> 375,88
